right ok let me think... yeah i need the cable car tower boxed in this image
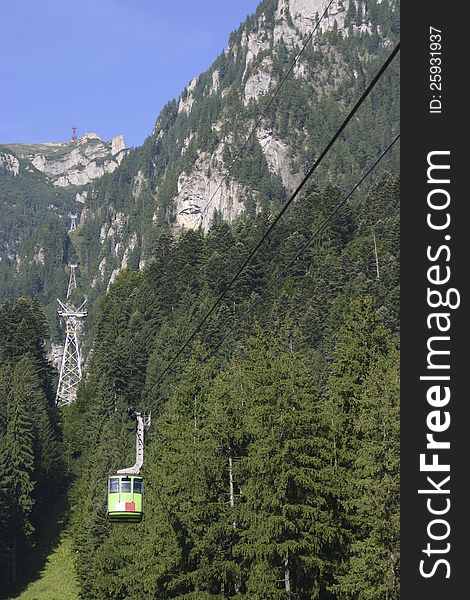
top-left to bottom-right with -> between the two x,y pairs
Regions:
67,263 -> 78,298
69,213 -> 78,231
55,263 -> 87,407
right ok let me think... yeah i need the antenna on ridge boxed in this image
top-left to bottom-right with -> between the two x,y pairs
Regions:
72,126 -> 77,142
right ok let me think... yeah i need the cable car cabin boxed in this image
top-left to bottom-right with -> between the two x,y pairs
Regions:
107,475 -> 143,523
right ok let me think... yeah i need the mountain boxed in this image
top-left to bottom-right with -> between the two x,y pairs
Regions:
0,1 -> 400,598
0,132 -> 126,335
4,132 -> 127,188
83,0 -> 398,301
1,0 -> 399,325
0,150 -> 72,313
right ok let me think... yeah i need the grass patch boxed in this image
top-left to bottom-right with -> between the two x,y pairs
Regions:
13,534 -> 79,600
9,496 -> 80,600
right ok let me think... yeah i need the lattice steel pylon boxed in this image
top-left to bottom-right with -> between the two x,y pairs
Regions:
69,213 -> 78,231
67,263 -> 78,299
56,298 -> 87,406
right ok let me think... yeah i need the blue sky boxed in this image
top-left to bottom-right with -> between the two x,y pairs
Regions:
0,0 -> 260,147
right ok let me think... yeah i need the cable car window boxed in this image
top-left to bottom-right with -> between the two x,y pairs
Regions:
109,478 -> 119,493
133,479 -> 142,494
121,479 -> 131,493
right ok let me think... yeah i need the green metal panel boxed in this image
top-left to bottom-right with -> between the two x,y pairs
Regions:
107,475 -> 144,522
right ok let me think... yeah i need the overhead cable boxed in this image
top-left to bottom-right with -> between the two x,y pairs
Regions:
201,0 -> 335,217
148,42 -> 400,389
189,134 -> 400,373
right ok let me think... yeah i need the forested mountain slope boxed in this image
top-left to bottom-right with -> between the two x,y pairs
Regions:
65,173 -> 400,599
0,131 -> 126,334
0,0 -> 398,330
0,299 -> 65,596
0,159 -> 73,319
73,0 -> 399,310
0,0 -> 400,598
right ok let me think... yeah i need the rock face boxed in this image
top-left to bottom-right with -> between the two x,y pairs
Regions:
159,0 -> 388,233
48,343 -> 64,373
0,0 -> 398,302
5,132 -> 127,187
111,135 -> 126,156
75,191 -> 88,204
0,152 -> 20,176
256,128 -> 302,193
175,148 -> 247,231
244,64 -> 275,105
32,246 -> 45,265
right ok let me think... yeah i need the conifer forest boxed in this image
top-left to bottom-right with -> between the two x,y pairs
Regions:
0,1 -> 400,598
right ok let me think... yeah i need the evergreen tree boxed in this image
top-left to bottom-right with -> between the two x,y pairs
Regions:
0,301 -> 63,596
0,358 -> 36,588
231,329 -> 339,598
333,347 -> 400,599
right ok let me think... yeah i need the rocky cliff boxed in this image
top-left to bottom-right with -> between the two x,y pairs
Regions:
159,0 -> 390,231
0,151 -> 20,177
4,132 -> 127,187
0,0 -> 399,325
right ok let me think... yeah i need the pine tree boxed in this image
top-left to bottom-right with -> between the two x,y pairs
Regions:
333,347 -> 400,599
0,358 -> 36,588
231,329 -> 339,598
323,295 -> 393,596
142,350 -> 229,598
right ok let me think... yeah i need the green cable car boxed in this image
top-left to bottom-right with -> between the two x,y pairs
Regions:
107,409 -> 151,524
107,475 -> 144,523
